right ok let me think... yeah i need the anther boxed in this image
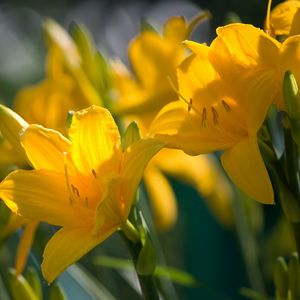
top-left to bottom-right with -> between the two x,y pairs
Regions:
92,169 -> 97,178
211,107 -> 219,125
71,184 -> 80,197
222,100 -> 231,112
201,107 -> 207,127
188,98 -> 193,112
85,197 -> 89,208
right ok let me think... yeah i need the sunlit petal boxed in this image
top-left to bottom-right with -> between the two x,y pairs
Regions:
0,170 -> 92,227
21,124 -> 73,174
69,105 -> 122,175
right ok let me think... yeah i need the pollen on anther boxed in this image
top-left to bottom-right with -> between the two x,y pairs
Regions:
188,98 -> 193,112
92,169 -> 97,178
222,100 -> 231,112
71,184 -> 80,197
211,107 -> 219,125
201,107 -> 207,127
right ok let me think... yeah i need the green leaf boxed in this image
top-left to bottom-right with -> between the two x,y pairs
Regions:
93,255 -> 198,287
65,264 -> 116,300
239,288 -> 272,300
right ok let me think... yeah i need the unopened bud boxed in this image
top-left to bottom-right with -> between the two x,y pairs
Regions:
136,234 -> 156,276
123,122 -> 141,150
274,257 -> 289,299
49,283 -> 68,300
24,268 -> 42,300
0,104 -> 28,161
289,252 -> 300,300
8,269 -> 38,300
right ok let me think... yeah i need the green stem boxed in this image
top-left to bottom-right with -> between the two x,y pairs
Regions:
231,190 -> 266,294
292,223 -> 300,254
119,230 -> 160,300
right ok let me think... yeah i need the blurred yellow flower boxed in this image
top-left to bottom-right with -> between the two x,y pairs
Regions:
13,20 -> 101,134
150,24 -> 280,204
113,14 -> 233,230
0,104 -> 38,275
0,105 -> 163,282
268,0 -> 300,37
211,23 -> 300,111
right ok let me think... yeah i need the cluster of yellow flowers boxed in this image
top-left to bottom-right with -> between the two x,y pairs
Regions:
0,0 -> 299,290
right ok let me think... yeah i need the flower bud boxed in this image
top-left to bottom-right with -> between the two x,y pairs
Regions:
136,234 -> 156,276
24,268 -> 42,300
0,105 -> 28,161
289,252 -> 300,300
274,257 -> 289,299
49,283 -> 68,300
123,122 -> 141,150
8,269 -> 38,300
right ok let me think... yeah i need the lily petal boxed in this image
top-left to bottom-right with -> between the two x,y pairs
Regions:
21,124 -> 73,173
42,226 -> 116,283
213,23 -> 280,69
121,138 -> 164,217
15,220 -> 39,275
0,170 -> 92,227
69,106 -> 122,175
221,136 -> 274,204
149,101 -> 235,154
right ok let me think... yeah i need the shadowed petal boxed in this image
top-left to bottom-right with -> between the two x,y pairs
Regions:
121,138 -> 164,217
42,226 -> 116,283
15,221 -> 39,275
221,136 -> 274,204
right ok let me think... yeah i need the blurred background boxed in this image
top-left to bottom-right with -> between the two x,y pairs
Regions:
0,0 -> 291,299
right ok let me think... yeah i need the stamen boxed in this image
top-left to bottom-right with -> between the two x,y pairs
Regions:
167,76 -> 202,115
92,169 -> 97,178
201,107 -> 207,127
211,107 -> 219,125
222,100 -> 231,112
188,98 -> 193,112
71,184 -> 80,197
63,152 -> 75,205
85,197 -> 89,208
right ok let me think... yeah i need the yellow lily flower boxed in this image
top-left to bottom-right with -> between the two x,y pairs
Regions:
268,0 -> 300,37
113,14 -> 234,230
14,20 -> 101,134
0,105 -> 163,283
209,23 -> 300,112
150,25 -> 280,204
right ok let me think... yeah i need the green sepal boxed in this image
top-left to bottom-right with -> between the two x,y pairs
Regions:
49,283 -> 68,300
8,269 -> 38,300
24,268 -> 42,300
